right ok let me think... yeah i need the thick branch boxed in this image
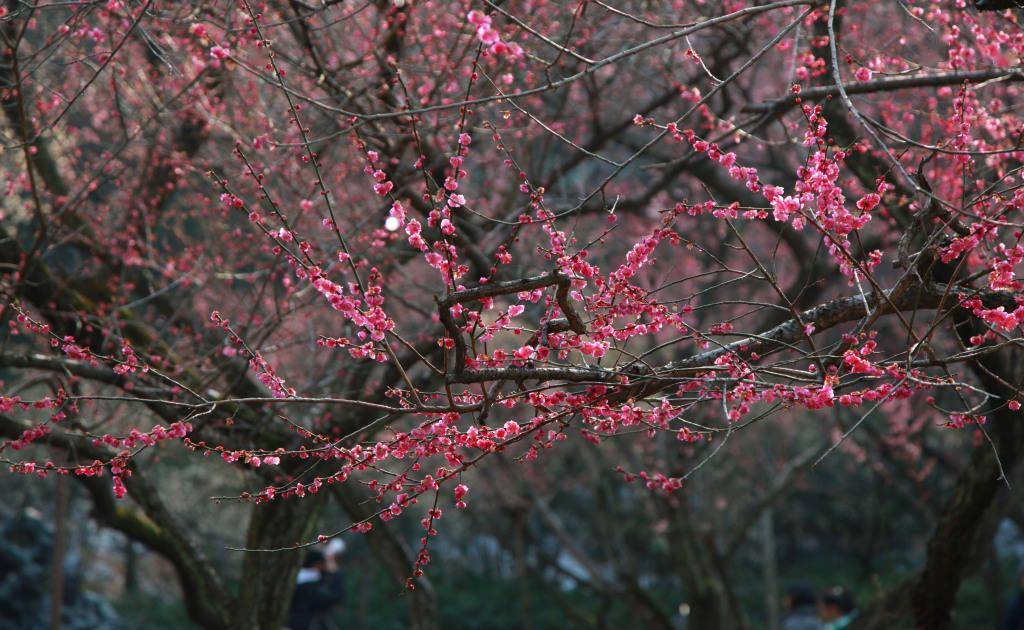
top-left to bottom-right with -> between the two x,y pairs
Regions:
449,283 -> 1018,390
744,67 -> 1024,116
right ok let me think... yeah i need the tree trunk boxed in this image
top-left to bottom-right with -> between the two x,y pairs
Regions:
235,493 -> 328,629
514,511 -> 533,630
854,323 -> 1024,629
761,509 -> 780,630
668,501 -> 746,630
49,475 -> 68,630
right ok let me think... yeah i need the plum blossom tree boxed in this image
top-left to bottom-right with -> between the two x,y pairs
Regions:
2,0 -> 1024,627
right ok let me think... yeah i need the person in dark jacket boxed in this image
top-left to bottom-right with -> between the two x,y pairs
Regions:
782,584 -> 824,630
287,544 -> 346,630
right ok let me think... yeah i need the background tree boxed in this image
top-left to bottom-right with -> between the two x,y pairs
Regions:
2,0 -> 1024,628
